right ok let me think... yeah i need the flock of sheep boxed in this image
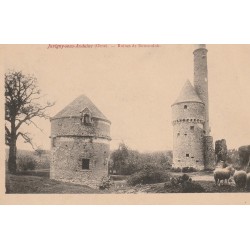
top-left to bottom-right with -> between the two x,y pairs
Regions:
214,165 -> 250,189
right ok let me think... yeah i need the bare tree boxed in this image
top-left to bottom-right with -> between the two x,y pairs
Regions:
5,70 -> 54,173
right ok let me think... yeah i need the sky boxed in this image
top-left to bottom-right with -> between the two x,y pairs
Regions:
2,44 -> 250,152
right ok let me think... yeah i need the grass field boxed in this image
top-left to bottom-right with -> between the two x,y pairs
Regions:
110,171 -> 248,193
5,170 -> 249,194
6,174 -> 107,194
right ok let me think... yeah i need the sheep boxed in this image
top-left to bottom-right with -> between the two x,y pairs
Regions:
233,170 -> 247,188
214,166 -> 235,186
246,173 -> 250,189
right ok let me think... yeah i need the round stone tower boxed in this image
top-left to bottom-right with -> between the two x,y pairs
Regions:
50,95 -> 111,188
172,80 -> 205,170
171,45 -> 215,170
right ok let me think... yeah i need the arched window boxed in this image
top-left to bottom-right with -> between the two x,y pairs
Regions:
81,114 -> 92,125
184,105 -> 187,109
84,114 -> 90,124
80,108 -> 92,126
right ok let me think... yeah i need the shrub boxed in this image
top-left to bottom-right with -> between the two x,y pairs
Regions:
17,154 -> 37,171
181,181 -> 204,193
36,155 -> 50,169
168,174 -> 204,193
171,167 -> 182,173
127,165 -> 170,186
109,143 -> 173,175
182,166 -> 197,173
99,176 -> 114,190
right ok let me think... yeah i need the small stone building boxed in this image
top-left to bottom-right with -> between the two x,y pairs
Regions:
171,45 -> 215,170
50,95 -> 111,188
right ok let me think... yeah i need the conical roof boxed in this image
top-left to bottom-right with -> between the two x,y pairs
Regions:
52,95 -> 109,121
172,79 -> 203,106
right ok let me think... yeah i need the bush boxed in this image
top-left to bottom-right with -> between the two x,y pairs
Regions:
171,167 -> 182,173
17,154 -> 37,171
168,174 -> 204,193
109,143 -> 173,175
182,181 -> 204,193
36,155 -> 50,169
127,165 -> 170,186
99,176 -> 114,190
182,167 -> 197,173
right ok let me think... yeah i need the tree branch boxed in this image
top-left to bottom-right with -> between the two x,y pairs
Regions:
16,132 -> 36,150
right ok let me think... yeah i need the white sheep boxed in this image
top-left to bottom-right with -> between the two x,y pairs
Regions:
233,170 -> 247,188
214,166 -> 235,186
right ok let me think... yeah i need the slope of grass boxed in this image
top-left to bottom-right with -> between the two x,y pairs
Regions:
6,174 -> 107,194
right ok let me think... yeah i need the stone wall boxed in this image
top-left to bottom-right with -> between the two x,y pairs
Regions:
173,121 -> 204,169
172,101 -> 205,170
51,117 -> 110,140
193,47 -> 210,135
172,102 -> 205,122
204,136 -> 215,169
50,115 -> 111,188
50,137 -> 110,188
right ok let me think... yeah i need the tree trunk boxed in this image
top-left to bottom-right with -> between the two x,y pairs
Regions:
8,119 -> 17,174
8,139 -> 17,174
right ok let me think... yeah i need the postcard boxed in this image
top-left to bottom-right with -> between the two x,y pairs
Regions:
1,44 -> 250,204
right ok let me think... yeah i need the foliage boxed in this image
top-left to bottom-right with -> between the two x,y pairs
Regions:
127,164 -> 170,186
5,70 -> 54,173
168,174 -> 204,193
171,167 -> 182,173
215,139 -> 228,163
109,143 -> 172,175
182,166 -> 197,173
226,149 -> 239,165
17,154 -> 37,171
6,148 -> 50,170
99,176 -> 114,190
238,145 -> 250,167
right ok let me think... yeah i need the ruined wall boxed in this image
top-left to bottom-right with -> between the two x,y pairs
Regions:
172,102 -> 205,170
204,136 -> 215,169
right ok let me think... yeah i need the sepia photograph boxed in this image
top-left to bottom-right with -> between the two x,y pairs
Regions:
1,44 -> 250,203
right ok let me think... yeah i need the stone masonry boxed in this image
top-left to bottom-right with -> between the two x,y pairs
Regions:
50,95 -> 111,188
172,45 -> 215,170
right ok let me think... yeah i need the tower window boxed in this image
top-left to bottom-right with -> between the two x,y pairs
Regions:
81,114 -> 92,126
82,159 -> 90,170
186,154 -> 189,157
184,105 -> 187,109
184,133 -> 187,136
177,133 -> 180,137
84,114 -> 91,124
190,126 -> 194,131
